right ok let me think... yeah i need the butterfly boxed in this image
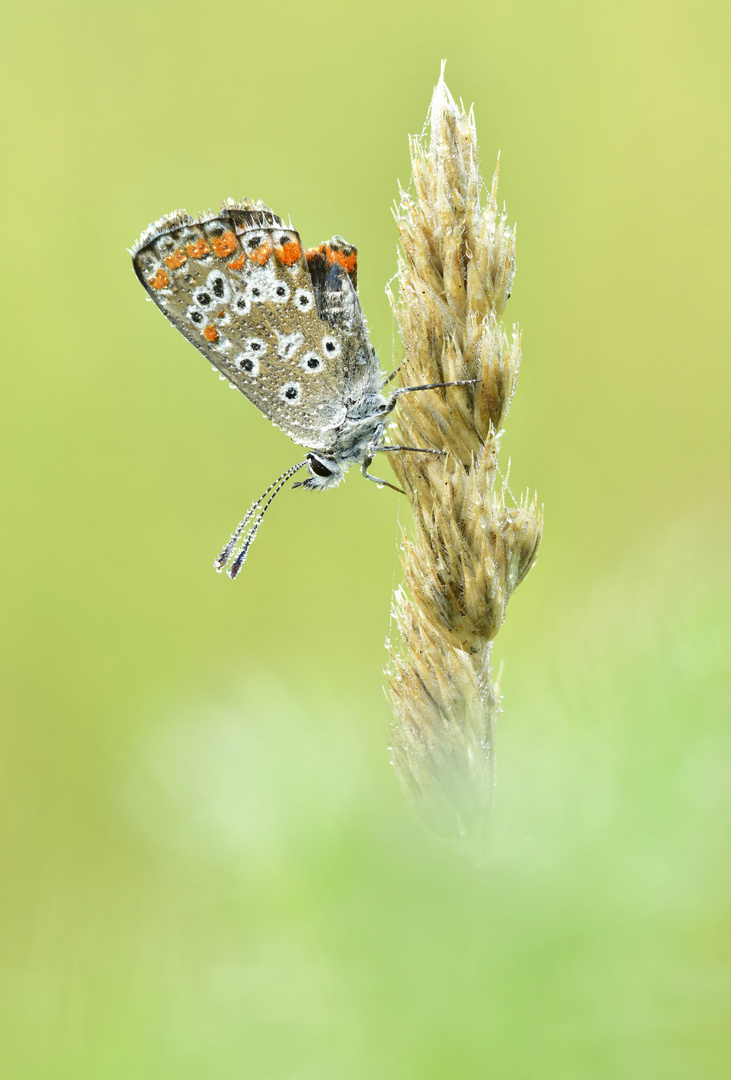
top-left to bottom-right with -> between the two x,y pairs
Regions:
131,198 -> 467,576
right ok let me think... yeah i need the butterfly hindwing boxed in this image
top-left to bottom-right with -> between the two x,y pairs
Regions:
304,236 -> 380,386
132,200 -> 374,450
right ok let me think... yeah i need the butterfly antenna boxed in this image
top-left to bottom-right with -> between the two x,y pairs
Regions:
214,460 -> 307,577
227,462 -> 306,578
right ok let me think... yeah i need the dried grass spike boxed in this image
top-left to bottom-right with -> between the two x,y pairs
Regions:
385,68 -> 542,839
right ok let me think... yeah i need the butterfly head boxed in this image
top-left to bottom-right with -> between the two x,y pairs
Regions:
291,452 -> 346,491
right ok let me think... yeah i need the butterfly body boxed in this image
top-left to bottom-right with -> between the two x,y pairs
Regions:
132,198 -> 390,491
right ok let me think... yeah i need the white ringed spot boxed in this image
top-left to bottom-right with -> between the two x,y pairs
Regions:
185,304 -> 206,328
322,335 -> 341,359
235,354 -> 260,376
279,382 -> 301,403
301,351 -> 322,372
277,331 -> 304,359
232,292 -> 250,316
242,336 -> 268,358
269,279 -> 290,303
245,279 -> 266,303
206,269 -> 231,303
294,288 -> 314,312
193,286 -> 216,309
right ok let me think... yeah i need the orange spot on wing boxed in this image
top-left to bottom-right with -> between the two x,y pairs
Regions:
203,324 -> 219,343
306,242 -> 358,286
210,231 -> 237,258
185,239 -> 211,259
163,249 -> 187,270
227,252 -> 247,271
327,246 -> 358,276
276,239 -> 303,266
249,240 -> 272,265
148,268 -> 170,289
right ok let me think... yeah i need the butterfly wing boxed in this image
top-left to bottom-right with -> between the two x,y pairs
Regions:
305,237 -> 385,393
131,199 -> 374,451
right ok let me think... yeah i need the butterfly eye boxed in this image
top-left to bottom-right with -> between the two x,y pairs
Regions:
307,454 -> 334,478
322,336 -> 341,358
280,382 -> 301,403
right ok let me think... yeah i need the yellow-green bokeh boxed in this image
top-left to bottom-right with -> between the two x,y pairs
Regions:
2,1 -> 729,1076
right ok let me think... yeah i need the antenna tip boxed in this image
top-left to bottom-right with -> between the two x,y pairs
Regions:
229,556 -> 244,579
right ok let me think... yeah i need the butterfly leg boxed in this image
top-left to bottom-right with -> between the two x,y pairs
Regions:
360,444 -> 446,493
388,377 -> 480,407
360,462 -> 406,494
374,445 -> 446,457
375,378 -> 480,418
360,449 -> 406,493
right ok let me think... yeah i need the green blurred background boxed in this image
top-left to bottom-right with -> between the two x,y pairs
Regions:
2,0 -> 729,1076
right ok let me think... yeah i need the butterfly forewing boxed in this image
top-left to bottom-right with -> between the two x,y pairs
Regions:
132,201 -> 366,450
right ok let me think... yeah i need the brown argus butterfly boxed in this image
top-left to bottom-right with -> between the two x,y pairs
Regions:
132,198 -> 470,576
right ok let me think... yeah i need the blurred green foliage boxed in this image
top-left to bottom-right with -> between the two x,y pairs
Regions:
1,0 -> 729,1076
